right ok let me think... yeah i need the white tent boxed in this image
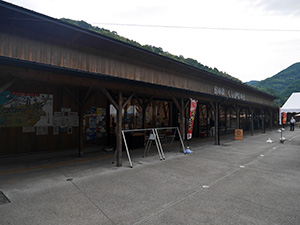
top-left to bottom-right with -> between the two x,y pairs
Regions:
281,92 -> 300,113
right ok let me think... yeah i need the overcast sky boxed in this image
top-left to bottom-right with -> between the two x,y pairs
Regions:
5,0 -> 300,82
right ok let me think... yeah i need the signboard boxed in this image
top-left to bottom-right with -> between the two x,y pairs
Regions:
235,129 -> 243,140
187,99 -> 198,140
214,86 -> 246,101
0,91 -> 53,127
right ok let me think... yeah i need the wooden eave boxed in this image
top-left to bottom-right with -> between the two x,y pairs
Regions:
0,1 -> 276,101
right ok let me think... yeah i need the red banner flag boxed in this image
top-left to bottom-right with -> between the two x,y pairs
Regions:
283,112 -> 287,125
187,99 -> 198,140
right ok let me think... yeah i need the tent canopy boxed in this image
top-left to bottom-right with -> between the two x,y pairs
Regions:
281,92 -> 300,113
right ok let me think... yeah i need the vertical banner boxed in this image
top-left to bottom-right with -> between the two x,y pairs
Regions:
282,112 -> 287,125
187,98 -> 198,140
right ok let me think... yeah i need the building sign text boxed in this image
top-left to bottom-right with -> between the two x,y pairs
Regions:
214,86 -> 246,101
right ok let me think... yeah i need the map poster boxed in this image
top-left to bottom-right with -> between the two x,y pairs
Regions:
0,91 -> 53,127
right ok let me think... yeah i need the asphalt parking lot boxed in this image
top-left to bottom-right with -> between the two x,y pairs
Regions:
1,128 -> 300,225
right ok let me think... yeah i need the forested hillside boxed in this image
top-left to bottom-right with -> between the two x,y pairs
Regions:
60,18 -> 241,83
248,63 -> 300,106
60,18 -> 298,106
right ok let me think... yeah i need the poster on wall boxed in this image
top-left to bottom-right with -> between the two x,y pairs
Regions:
89,116 -> 97,129
0,91 -> 53,127
125,113 -> 133,124
84,107 -> 106,140
36,126 -> 48,135
86,128 -> 96,140
53,112 -> 63,127
97,107 -> 106,133
53,110 -> 79,127
53,126 -> 59,135
22,127 -> 36,133
68,112 -> 79,127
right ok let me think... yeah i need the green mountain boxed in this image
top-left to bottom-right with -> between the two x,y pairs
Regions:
247,63 -> 300,106
60,18 -> 242,83
247,80 -> 259,86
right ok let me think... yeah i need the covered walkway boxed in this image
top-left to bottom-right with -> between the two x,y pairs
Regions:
1,129 -> 300,224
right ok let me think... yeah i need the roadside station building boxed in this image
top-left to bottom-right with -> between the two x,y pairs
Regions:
0,1 -> 278,166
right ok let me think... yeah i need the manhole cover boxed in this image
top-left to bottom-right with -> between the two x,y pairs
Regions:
0,191 -> 11,205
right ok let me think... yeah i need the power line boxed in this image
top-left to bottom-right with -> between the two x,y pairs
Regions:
3,17 -> 300,32
92,22 -> 300,32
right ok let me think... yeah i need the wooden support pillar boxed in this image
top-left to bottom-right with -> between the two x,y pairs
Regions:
67,87 -> 91,157
168,102 -> 172,127
181,98 -> 185,140
142,106 -> 146,128
134,97 -> 143,128
142,101 -> 146,129
250,108 -> 254,136
210,101 -> 220,145
206,104 -> 209,137
103,91 -> 128,165
116,91 -> 123,167
132,98 -> 136,129
224,108 -> 228,134
171,96 -> 185,140
154,100 -> 158,128
236,105 -> 241,129
142,98 -> 148,128
215,102 -> 220,145
101,88 -> 120,165
79,88 -> 91,157
171,102 -> 178,128
78,105 -> 84,157
262,111 -> 265,133
245,110 -> 248,130
194,102 -> 200,137
101,89 -> 135,166
106,100 -> 110,147
229,112 -> 232,129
